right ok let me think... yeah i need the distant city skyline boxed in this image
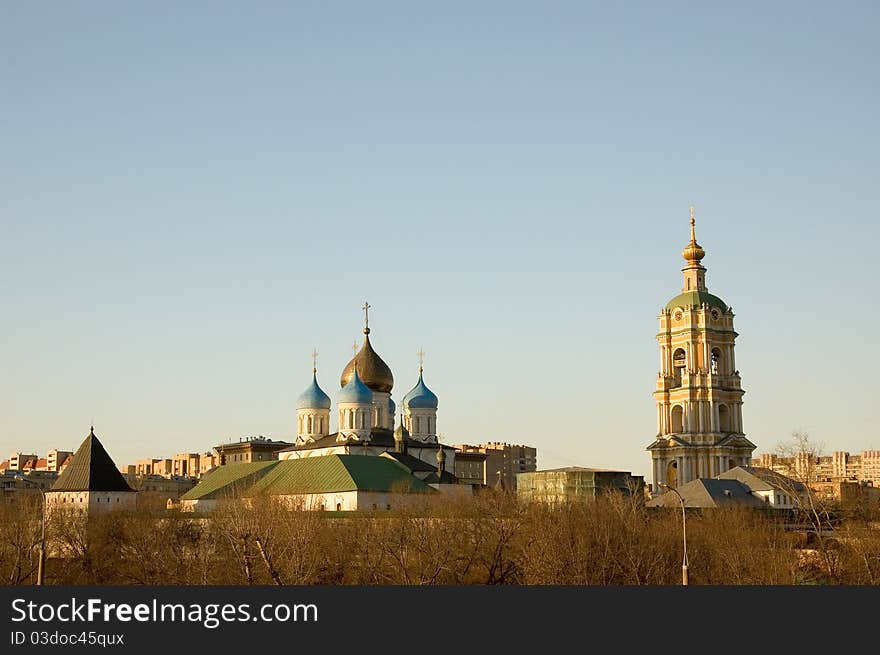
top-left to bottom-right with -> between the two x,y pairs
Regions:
2,3 -> 879,478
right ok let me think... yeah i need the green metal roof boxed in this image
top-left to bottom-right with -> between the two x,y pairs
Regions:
249,455 -> 434,496
179,461 -> 277,501
181,455 -> 435,501
665,291 -> 727,311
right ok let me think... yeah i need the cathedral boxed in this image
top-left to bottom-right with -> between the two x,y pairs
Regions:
278,304 -> 457,472
646,210 -> 756,492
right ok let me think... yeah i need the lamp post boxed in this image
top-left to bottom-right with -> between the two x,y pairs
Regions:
659,482 -> 688,586
14,475 -> 46,585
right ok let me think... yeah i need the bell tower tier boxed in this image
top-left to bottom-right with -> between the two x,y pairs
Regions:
647,209 -> 756,493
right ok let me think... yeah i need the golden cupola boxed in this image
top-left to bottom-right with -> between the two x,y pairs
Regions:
340,303 -> 394,393
681,207 -> 706,266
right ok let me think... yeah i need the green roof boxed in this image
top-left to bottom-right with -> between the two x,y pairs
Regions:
179,461 -> 276,501
665,291 -> 727,311
180,455 -> 434,501
249,455 -> 434,496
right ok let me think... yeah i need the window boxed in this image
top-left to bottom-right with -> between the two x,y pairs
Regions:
718,405 -> 730,432
671,406 -> 684,433
336,503 -> 341,511
673,349 -> 686,387
711,348 -> 722,375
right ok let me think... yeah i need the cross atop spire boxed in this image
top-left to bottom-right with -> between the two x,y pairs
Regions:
362,301 -> 371,335
417,348 -> 425,374
312,348 -> 319,374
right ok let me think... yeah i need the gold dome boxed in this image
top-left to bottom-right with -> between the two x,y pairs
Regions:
681,209 -> 706,265
341,329 -> 394,393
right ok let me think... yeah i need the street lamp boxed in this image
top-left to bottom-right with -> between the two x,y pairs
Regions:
14,475 -> 46,585
659,482 -> 688,586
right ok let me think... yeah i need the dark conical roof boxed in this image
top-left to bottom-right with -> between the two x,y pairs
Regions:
51,428 -> 134,492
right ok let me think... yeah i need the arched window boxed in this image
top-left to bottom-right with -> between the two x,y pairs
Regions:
711,348 -> 722,375
319,417 -> 324,434
673,349 -> 686,387
671,406 -> 684,433
415,416 -> 421,433
308,416 -> 313,433
347,411 -> 353,429
336,503 -> 341,511
719,405 -> 730,431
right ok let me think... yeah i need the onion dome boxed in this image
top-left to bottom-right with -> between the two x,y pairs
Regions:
296,371 -> 331,410
403,370 -> 438,409
338,365 -> 374,404
681,211 -> 706,266
341,331 -> 394,393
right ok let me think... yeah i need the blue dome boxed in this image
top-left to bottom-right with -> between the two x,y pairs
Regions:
296,372 -> 331,410
403,372 -> 438,409
338,367 -> 374,404
388,397 -> 396,415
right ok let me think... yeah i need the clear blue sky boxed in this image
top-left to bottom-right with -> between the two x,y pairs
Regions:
2,2 -> 878,477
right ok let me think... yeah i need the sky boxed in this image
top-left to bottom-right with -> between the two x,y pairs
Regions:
2,1 -> 878,478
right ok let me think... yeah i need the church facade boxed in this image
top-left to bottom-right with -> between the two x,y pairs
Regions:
646,210 -> 756,492
278,305 -> 457,473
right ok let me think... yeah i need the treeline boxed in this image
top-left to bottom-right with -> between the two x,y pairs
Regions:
2,492 -> 879,585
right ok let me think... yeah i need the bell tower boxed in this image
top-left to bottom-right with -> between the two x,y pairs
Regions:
647,209 -> 756,492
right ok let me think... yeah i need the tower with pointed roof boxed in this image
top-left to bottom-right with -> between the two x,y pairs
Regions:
296,351 -> 331,444
45,427 -> 137,514
647,209 -> 756,493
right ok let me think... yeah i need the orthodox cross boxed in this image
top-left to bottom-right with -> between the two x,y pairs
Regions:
362,301 -> 371,330
417,348 -> 425,373
312,349 -> 319,373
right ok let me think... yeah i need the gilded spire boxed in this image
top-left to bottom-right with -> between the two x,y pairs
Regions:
417,348 -> 425,374
312,348 -> 319,374
681,206 -> 706,266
